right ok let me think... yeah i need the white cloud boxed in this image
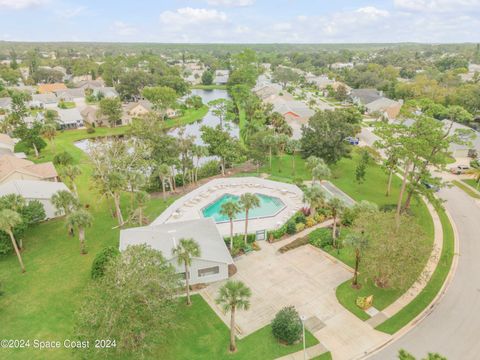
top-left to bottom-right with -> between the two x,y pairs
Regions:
159,7 -> 227,25
206,0 -> 254,6
111,21 -> 138,36
394,0 -> 480,12
0,0 -> 48,10
55,6 -> 86,19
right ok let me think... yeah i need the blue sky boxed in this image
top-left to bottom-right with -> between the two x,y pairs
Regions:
0,0 -> 479,43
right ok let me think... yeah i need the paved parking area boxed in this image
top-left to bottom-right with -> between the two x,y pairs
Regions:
201,240 -> 390,359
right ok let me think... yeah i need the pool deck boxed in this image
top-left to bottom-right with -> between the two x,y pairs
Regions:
150,177 -> 305,236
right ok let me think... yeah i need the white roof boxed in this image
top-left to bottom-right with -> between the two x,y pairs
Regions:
120,218 -> 233,265
0,180 -> 70,200
57,108 -> 83,125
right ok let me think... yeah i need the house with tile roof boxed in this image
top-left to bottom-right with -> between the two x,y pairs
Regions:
0,155 -> 58,185
38,83 -> 67,94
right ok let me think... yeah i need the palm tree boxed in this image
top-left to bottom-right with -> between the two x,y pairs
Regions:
312,162 -> 331,185
215,280 -> 251,352
302,185 -> 325,216
133,191 -> 150,226
285,139 -> 301,176
60,165 -> 82,198
344,232 -> 368,287
220,201 -> 241,250
328,197 -> 345,247
0,209 -> 25,272
41,122 -> 57,152
51,190 -> 79,236
466,167 -> 480,189
155,163 -> 172,201
67,209 -> 93,254
239,193 -> 260,245
263,134 -> 279,170
172,238 -> 201,306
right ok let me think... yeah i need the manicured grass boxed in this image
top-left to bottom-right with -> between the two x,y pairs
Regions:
375,207 -> 455,333
263,151 -> 435,321
455,180 -> 480,199
192,84 -> 227,90
58,101 -> 76,109
463,178 -> 479,189
156,295 -> 319,360
311,352 -> 333,360
163,105 -> 208,128
0,107 -> 211,359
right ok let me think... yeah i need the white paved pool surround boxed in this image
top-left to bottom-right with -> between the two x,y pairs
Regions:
150,177 -> 305,236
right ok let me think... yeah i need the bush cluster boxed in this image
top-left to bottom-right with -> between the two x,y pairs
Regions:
91,246 -> 120,279
271,306 -> 303,345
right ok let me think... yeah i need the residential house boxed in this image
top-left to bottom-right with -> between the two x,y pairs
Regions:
0,180 -> 71,219
119,218 -> 234,285
30,93 -> 58,109
38,83 -> 67,94
0,134 -> 16,156
442,120 -> 480,158
80,106 -> 101,127
54,88 -> 85,103
92,87 -> 118,99
57,108 -> 84,129
350,88 -> 403,120
214,70 -> 230,85
0,154 -> 58,185
126,100 -> 153,117
73,79 -> 105,89
330,62 -> 354,70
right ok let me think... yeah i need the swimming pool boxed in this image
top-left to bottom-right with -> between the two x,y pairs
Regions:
202,193 -> 286,223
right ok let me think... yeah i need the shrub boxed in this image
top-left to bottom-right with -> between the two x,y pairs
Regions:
91,246 -> 120,279
293,212 -> 306,224
268,225 -> 287,240
305,216 -> 316,228
295,223 -> 305,232
271,306 -> 303,345
313,213 -> 325,223
53,151 -> 74,167
86,127 -> 95,134
308,228 -> 333,249
286,221 -> 297,235
197,160 -> 220,179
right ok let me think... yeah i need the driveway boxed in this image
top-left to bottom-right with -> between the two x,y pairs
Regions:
201,240 -> 390,359
368,186 -> 480,359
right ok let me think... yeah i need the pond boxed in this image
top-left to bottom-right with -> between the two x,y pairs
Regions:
75,89 -> 239,152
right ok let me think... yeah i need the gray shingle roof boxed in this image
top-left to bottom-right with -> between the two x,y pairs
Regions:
350,89 -> 383,105
120,218 -> 233,265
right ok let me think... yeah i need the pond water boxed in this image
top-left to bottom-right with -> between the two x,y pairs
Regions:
74,89 -> 238,153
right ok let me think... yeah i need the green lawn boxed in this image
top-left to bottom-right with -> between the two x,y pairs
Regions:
162,295 -> 318,360
58,101 -> 76,109
1,104 -> 315,359
456,180 -> 480,199
375,207 -> 455,333
463,178 -> 479,189
192,84 -> 228,90
262,151 -> 435,321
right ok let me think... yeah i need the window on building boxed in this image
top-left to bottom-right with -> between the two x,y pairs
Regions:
198,266 -> 220,277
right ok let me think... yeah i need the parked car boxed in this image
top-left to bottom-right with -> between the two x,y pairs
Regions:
345,136 -> 359,145
450,165 -> 470,175
422,181 -> 440,192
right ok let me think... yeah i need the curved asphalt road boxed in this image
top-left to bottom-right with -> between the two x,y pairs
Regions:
369,186 -> 480,360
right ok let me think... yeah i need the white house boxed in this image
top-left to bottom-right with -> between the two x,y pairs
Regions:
57,108 -> 84,129
120,218 -> 234,285
214,70 -> 230,85
0,180 -> 71,219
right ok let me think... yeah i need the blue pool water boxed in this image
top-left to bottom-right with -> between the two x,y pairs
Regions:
202,193 -> 286,223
